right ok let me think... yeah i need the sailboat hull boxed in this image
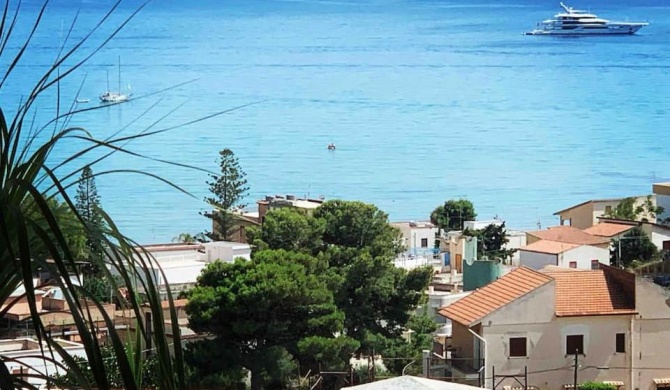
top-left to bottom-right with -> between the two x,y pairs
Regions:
99,92 -> 129,103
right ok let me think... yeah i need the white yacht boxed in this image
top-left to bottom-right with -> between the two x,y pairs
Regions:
526,3 -> 648,36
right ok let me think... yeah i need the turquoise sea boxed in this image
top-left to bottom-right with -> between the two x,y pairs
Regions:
6,0 -> 670,244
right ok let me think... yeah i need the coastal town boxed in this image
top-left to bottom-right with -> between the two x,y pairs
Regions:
2,0 -> 669,389
4,170 -> 670,389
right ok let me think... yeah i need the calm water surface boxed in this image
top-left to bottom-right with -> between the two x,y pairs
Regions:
7,0 -> 670,243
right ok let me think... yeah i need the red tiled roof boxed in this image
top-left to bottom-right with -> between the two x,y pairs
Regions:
438,267 -> 553,326
527,226 -> 608,246
583,223 -> 635,238
520,240 -> 580,255
543,268 -> 636,317
439,267 -> 636,326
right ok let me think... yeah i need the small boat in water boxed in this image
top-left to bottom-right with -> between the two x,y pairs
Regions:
525,2 -> 649,36
76,98 -> 90,104
327,143 -> 336,150
100,56 -> 131,103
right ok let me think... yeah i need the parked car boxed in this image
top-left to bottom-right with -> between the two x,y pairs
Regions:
653,275 -> 670,287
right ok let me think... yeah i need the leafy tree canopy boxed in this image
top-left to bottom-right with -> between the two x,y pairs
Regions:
314,200 -> 404,258
430,199 -> 476,232
23,196 -> 88,261
202,148 -> 249,241
605,195 -> 664,222
50,344 -> 160,389
382,310 -> 437,376
611,226 -> 658,268
463,222 -> 517,262
185,252 -> 358,390
246,208 -> 326,254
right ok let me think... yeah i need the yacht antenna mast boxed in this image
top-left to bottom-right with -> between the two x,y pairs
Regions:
559,2 -> 572,13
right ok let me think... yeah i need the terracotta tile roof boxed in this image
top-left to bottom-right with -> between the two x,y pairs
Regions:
542,269 -> 636,317
527,226 -> 608,246
439,267 -> 637,326
520,240 -> 580,255
583,223 -> 635,238
438,267 -> 553,326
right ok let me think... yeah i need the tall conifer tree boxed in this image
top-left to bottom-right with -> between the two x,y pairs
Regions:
202,149 -> 249,241
75,165 -> 105,265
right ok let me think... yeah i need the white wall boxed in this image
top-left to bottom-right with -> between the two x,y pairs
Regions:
0,339 -> 87,387
160,261 -> 207,286
506,231 -> 527,266
559,245 -> 610,269
484,314 -> 632,390
519,250 -> 557,270
648,226 -> 670,250
204,242 -> 252,262
396,225 -> 439,255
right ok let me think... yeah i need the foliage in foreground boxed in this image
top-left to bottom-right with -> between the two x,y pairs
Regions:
0,1 -> 199,389
188,200 -> 434,389
50,345 -> 161,389
186,251 -> 360,390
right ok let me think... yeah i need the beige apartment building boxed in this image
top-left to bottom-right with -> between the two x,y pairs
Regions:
439,265 -> 670,390
554,196 -> 656,230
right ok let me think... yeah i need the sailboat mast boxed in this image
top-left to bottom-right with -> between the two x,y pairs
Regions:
118,56 -> 121,93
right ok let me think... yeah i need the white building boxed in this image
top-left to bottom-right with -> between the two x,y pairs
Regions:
0,338 -> 86,388
439,266 -> 670,390
110,241 -> 252,299
519,240 -> 610,270
392,220 -> 439,256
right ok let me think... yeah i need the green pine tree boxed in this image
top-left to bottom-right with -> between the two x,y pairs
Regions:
75,165 -> 106,267
202,149 -> 249,241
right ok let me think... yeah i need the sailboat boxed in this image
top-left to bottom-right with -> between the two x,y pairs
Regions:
100,56 -> 131,103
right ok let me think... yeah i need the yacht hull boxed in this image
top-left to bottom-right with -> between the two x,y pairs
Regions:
526,23 -> 647,36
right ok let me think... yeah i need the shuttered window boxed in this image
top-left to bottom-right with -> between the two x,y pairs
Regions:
509,337 -> 527,357
616,333 -> 625,353
566,335 -> 584,355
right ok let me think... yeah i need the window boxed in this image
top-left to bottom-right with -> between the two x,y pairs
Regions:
663,241 -> 670,251
569,261 -> 577,268
591,260 -> 600,270
566,335 -> 584,355
421,238 -> 428,248
509,337 -> 527,357
616,333 -> 625,353
605,205 -> 612,214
